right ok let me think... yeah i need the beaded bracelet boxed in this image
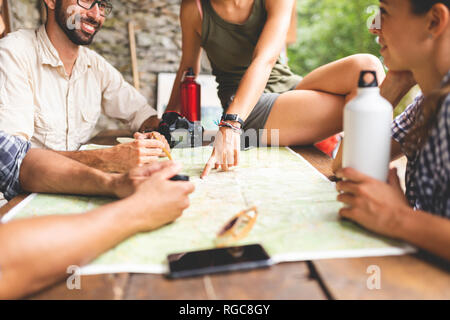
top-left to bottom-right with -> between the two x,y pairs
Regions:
218,121 -> 243,134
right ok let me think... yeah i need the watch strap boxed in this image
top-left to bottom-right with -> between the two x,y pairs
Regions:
221,114 -> 244,127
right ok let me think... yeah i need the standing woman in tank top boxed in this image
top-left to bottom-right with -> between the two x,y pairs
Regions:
165,0 -> 386,178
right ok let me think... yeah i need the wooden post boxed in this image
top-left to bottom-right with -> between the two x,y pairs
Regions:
128,21 -> 140,90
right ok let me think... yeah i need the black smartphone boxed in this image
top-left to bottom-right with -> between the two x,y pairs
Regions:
167,244 -> 273,279
170,175 -> 190,181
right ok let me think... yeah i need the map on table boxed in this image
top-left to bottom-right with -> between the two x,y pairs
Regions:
2,146 -> 415,274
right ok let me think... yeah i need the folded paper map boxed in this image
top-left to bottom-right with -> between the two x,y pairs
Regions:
2,146 -> 414,274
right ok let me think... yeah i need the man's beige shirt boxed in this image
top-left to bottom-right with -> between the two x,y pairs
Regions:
0,25 -> 157,150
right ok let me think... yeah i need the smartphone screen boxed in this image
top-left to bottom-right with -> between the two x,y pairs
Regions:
167,244 -> 273,279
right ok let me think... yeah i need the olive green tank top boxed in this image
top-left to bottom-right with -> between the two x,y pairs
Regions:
200,0 -> 302,107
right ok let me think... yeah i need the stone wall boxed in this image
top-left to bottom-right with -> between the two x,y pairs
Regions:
9,0 -> 42,30
7,0 -> 194,132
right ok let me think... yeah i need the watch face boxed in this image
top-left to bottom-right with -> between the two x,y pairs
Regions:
223,114 -> 237,120
222,114 -> 244,127
224,114 -> 240,121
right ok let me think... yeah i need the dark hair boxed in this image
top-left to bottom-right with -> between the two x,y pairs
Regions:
404,1 -> 450,156
410,0 -> 449,14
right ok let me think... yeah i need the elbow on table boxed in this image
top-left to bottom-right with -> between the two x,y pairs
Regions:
0,267 -> 65,299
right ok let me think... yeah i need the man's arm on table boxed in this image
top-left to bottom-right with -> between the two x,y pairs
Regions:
20,149 -> 116,196
20,147 -> 176,200
53,137 -> 165,173
0,157 -> 193,299
0,198 -> 141,299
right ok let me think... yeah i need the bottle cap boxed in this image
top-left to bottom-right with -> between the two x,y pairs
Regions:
186,67 -> 195,77
358,70 -> 378,88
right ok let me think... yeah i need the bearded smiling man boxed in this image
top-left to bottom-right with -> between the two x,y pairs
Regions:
57,0 -> 105,45
0,0 -> 169,173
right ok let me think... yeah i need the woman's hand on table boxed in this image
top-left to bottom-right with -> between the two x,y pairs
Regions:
335,167 -> 411,239
201,125 -> 241,179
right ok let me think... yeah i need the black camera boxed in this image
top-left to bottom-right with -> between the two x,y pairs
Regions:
156,112 -> 203,148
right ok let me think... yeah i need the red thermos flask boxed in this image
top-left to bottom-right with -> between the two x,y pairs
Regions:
180,68 -> 201,122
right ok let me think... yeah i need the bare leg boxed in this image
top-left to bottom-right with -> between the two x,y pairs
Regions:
264,90 -> 344,145
296,54 -> 386,103
263,54 -> 385,146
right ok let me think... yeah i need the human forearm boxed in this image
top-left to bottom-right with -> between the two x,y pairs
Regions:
380,82 -> 411,107
55,146 -> 132,173
0,198 -> 141,299
395,208 -> 450,262
227,56 -> 276,120
166,66 -> 189,113
336,168 -> 450,263
138,115 -> 161,133
167,0 -> 203,113
58,139 -> 165,173
380,72 -> 416,108
20,149 -> 116,196
225,0 -> 293,119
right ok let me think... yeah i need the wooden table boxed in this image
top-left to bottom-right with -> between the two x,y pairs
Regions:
1,131 -> 449,300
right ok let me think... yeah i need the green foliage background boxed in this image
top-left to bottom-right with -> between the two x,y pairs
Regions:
287,0 -> 380,76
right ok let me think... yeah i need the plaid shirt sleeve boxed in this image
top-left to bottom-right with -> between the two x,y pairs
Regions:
391,94 -> 424,146
0,131 -> 31,200
437,94 -> 450,216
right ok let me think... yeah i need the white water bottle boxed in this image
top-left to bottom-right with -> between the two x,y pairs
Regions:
342,71 -> 393,182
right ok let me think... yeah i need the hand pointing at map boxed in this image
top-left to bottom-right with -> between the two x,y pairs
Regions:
201,126 -> 241,178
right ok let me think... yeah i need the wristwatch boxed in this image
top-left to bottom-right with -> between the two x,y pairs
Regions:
221,114 -> 245,127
